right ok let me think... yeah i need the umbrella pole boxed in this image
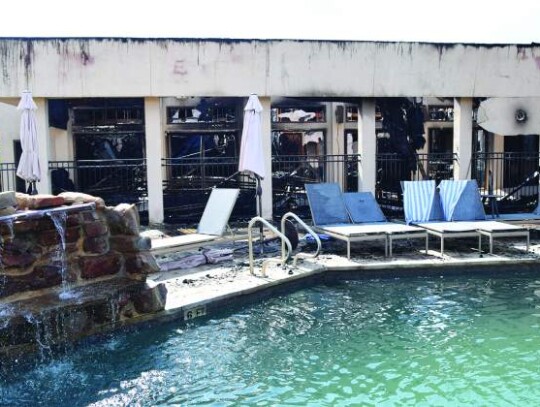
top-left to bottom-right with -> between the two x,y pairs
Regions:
27,181 -> 38,195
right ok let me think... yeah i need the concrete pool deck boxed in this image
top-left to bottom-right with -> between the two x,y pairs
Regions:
148,232 -> 540,323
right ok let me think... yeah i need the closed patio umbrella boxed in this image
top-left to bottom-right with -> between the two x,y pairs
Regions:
16,91 -> 41,195
239,94 -> 266,181
239,94 -> 266,251
239,94 -> 266,214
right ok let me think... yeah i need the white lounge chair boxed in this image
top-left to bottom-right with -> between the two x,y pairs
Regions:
151,188 -> 241,255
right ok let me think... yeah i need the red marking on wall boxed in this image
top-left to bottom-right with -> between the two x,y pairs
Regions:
173,60 -> 187,75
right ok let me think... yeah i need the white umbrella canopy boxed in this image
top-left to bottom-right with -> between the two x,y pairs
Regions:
238,94 -> 266,179
16,91 -> 41,194
477,97 -> 540,135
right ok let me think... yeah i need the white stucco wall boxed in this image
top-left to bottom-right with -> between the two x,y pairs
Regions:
1,39 -> 539,99
0,102 -> 19,163
50,127 -> 70,161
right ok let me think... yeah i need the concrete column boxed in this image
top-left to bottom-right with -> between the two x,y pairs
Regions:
327,103 -> 345,187
35,98 -> 52,195
144,97 -> 164,224
260,97 -> 273,219
357,98 -> 376,193
453,97 -> 473,180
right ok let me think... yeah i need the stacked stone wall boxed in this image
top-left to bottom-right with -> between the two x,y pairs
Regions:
0,192 -> 167,358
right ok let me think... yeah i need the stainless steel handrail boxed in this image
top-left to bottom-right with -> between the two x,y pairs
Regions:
248,216 -> 292,277
281,212 -> 321,267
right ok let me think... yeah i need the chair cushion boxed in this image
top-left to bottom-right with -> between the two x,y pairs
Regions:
305,183 -> 351,226
342,192 -> 387,223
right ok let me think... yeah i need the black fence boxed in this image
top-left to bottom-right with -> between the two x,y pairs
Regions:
161,154 -> 359,223
162,157 -> 257,224
0,163 -> 20,193
376,153 -> 456,216
49,159 -> 148,209
19,151 -> 539,224
472,152 -> 540,213
272,154 -> 360,218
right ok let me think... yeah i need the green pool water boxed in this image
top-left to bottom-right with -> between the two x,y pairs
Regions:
4,273 -> 540,406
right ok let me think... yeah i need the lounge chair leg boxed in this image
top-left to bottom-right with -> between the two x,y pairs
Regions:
478,235 -> 482,256
388,236 -> 392,257
440,237 -> 444,256
425,235 -> 428,254
490,236 -> 493,254
347,242 -> 350,260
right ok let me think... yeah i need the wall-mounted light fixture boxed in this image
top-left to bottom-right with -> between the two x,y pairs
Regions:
515,109 -> 528,123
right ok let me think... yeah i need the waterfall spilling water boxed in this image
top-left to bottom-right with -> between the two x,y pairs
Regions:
23,312 -> 53,361
47,211 -> 77,300
0,304 -> 14,330
21,309 -> 76,361
0,200 -> 165,362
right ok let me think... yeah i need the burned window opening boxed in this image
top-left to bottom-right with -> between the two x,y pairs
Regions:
162,97 -> 254,224
49,99 -> 148,209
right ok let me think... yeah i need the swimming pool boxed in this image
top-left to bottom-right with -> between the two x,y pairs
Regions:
3,272 -> 540,406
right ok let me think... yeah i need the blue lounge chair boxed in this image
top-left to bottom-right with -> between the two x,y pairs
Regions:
404,180 -> 529,255
305,183 -> 427,258
402,180 -> 444,224
342,191 -> 428,256
495,202 -> 540,227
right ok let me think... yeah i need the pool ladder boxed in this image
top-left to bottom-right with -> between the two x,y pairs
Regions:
281,212 -> 321,267
247,213 -> 321,277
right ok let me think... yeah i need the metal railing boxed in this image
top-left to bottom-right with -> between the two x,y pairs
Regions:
162,157 -> 253,191
49,159 -> 148,208
162,154 -> 360,223
281,212 -> 321,267
162,157 -> 256,224
272,154 -> 360,218
0,163 -> 20,193
248,216 -> 292,277
376,152 -> 456,216
472,152 -> 540,212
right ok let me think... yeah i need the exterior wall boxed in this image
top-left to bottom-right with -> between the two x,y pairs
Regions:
50,127 -> 70,161
453,97 -> 473,180
144,97 -> 165,224
0,39 -> 539,99
0,102 -> 19,163
357,99 -> 377,193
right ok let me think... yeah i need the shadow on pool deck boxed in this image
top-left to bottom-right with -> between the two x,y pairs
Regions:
146,229 -> 540,324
